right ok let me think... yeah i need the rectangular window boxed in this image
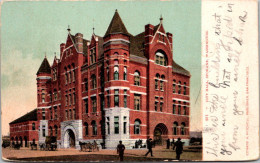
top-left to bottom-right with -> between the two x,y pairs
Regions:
178,105 -> 181,115
42,112 -> 45,120
107,96 -> 110,107
173,104 -> 176,114
114,90 -> 119,107
156,55 -> 159,64
42,125 -> 45,137
92,97 -> 97,113
173,84 -> 176,93
134,95 -> 141,110
160,102 -> 163,112
155,80 -> 158,89
54,107 -> 57,119
160,81 -> 164,91
65,95 -> 68,106
73,93 -> 76,105
155,101 -> 158,111
50,109 -> 53,120
123,122 -> 127,134
69,109 -> 72,119
124,95 -> 127,108
183,106 -> 186,115
114,116 -> 119,134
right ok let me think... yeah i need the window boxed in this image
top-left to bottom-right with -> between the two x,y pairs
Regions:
114,90 -> 119,107
90,49 -> 96,64
114,116 -> 119,134
173,122 -> 178,135
92,97 -> 97,113
107,117 -> 110,134
41,93 -> 45,103
124,122 -> 127,134
160,102 -> 163,112
184,82 -> 187,95
53,68 -> 57,81
65,73 -> 68,84
92,121 -> 97,135
54,90 -> 57,101
49,92 -> 52,102
69,109 -> 72,119
155,51 -> 167,66
173,100 -> 176,114
84,123 -> 88,136
65,110 -> 68,120
183,106 -> 186,115
134,94 -> 141,110
173,80 -> 176,93
68,71 -> 71,83
42,125 -> 45,137
114,66 -> 119,80
134,119 -> 141,134
73,93 -> 76,105
178,81 -> 181,94
84,78 -> 88,91
124,67 -> 127,80
155,101 -> 158,111
155,74 -> 160,90
124,95 -> 127,108
32,123 -> 35,130
91,75 -> 97,89
54,125 -> 58,136
107,67 -> 110,81
178,102 -> 181,115
72,70 -> 75,82
107,90 -> 110,107
134,71 -> 140,86
69,94 -> 72,105
181,123 -> 186,135
84,99 -> 88,113
42,111 -> 45,120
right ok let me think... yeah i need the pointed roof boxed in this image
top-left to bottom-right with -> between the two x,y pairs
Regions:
37,57 -> 51,75
104,10 -> 131,37
9,109 -> 37,124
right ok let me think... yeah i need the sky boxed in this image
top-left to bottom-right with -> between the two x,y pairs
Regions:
1,0 -> 201,136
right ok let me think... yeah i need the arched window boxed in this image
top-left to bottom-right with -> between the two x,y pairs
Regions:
155,74 -> 160,90
181,122 -> 186,135
173,100 -> 176,114
178,81 -> 181,94
134,71 -> 140,86
41,93 -> 45,103
134,119 -> 141,134
114,66 -> 119,80
173,80 -> 176,93
84,78 -> 88,91
91,75 -> 96,89
134,94 -> 141,110
114,52 -> 119,55
54,125 -> 58,136
124,67 -> 127,80
183,82 -> 187,95
84,122 -> 88,136
32,123 -> 35,130
155,51 -> 167,66
173,122 -> 178,135
91,121 -> 97,136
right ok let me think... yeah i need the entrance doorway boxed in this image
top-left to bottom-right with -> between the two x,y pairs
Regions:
153,123 -> 168,145
64,129 -> 76,148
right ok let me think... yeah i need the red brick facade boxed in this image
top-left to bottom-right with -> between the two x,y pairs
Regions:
10,10 -> 190,148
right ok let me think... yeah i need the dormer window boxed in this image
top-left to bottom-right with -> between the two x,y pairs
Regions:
155,51 -> 167,66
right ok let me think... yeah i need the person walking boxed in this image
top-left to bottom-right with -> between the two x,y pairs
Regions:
117,140 -> 125,161
145,138 -> 153,157
166,139 -> 170,149
174,138 -> 183,160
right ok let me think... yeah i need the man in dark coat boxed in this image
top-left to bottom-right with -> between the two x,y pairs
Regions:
145,138 -> 153,157
166,139 -> 170,149
173,138 -> 183,160
117,140 -> 125,161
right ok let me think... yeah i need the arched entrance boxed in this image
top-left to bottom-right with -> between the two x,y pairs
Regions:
153,123 -> 168,145
64,129 -> 76,148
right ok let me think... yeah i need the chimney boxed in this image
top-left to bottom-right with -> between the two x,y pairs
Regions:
60,43 -> 65,58
75,33 -> 83,53
145,24 -> 154,44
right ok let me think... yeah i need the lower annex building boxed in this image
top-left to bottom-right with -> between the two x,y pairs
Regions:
9,10 -> 191,149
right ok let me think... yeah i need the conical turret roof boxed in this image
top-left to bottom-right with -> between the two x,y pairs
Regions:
104,10 -> 130,37
37,57 -> 51,75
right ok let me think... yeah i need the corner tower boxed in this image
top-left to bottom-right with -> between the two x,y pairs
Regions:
103,10 -> 131,148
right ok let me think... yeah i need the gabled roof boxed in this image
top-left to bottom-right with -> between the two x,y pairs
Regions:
104,10 -> 131,37
9,109 -> 37,124
130,32 -> 146,58
37,57 -> 51,75
172,60 -> 190,76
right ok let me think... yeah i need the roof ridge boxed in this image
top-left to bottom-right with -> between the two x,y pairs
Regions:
37,57 -> 51,75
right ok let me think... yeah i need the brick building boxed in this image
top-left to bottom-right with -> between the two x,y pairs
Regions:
10,10 -> 191,149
